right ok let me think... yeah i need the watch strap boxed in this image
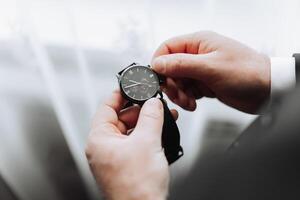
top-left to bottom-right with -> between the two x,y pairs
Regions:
117,63 -> 137,76
160,98 -> 184,165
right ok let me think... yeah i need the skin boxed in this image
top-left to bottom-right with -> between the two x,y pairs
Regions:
86,31 -> 271,199
152,31 -> 270,114
86,91 -> 178,200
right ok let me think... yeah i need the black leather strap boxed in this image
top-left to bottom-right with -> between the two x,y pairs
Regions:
117,63 -> 137,76
118,63 -> 183,164
160,98 -> 184,165
293,53 -> 300,84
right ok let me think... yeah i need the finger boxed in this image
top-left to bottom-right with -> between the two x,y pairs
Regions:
174,79 -> 187,91
181,79 -> 204,99
152,53 -> 213,80
184,89 -> 197,111
176,78 -> 199,92
152,33 -> 200,60
92,90 -> 125,132
162,78 -> 196,111
119,105 -> 141,129
162,78 -> 180,100
173,79 -> 197,110
116,120 -> 127,135
170,109 -> 179,120
195,80 -> 216,98
174,79 -> 197,110
133,98 -> 164,146
163,88 -> 196,111
119,106 -> 179,130
175,89 -> 196,111
152,31 -> 219,61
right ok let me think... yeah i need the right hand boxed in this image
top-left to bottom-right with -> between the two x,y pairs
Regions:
152,31 -> 271,114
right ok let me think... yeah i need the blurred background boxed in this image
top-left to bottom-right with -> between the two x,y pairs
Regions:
1,0 -> 300,199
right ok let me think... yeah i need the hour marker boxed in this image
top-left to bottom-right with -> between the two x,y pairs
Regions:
147,93 -> 151,98
129,70 -> 133,75
152,81 -> 157,84
125,90 -> 130,94
140,95 -> 143,99
132,94 -> 136,98
136,68 -> 139,72
149,74 -> 154,78
144,69 -> 147,73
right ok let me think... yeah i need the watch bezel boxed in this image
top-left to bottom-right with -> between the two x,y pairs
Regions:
118,64 -> 161,104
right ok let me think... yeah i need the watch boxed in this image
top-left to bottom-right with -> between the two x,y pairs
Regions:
117,63 -> 184,165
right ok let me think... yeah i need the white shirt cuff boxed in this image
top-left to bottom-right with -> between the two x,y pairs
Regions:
271,57 -> 296,96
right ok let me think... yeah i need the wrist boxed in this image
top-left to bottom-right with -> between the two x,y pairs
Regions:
256,53 -> 271,103
247,53 -> 271,113
260,53 -> 271,91
105,185 -> 167,200
101,170 -> 168,200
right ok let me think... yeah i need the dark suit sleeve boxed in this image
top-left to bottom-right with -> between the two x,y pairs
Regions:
170,86 -> 300,200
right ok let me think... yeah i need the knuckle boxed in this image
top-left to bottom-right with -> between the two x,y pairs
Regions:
160,39 -> 172,54
171,56 -> 184,72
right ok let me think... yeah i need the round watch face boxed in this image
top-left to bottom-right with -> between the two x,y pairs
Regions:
120,65 -> 160,102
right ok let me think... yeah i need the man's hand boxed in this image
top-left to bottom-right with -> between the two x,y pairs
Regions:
86,91 -> 178,200
152,31 -> 271,114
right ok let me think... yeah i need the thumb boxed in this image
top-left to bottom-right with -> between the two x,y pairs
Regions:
152,53 -> 212,79
133,98 -> 164,145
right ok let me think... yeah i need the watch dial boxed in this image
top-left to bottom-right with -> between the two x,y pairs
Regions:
120,65 -> 160,101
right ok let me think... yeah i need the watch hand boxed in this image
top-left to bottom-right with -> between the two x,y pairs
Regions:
129,80 -> 152,87
140,83 -> 152,87
129,80 -> 141,84
124,83 -> 140,89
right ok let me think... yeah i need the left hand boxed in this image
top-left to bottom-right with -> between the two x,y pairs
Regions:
152,31 -> 270,114
85,90 -> 178,200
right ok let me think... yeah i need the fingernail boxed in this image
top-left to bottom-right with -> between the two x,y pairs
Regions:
152,57 -> 166,73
